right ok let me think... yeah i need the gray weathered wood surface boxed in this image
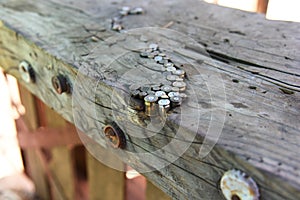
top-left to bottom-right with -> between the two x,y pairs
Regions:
0,0 -> 299,199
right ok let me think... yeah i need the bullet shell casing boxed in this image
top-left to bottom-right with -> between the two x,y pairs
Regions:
140,51 -> 149,58
154,56 -> 163,62
139,91 -> 148,99
144,95 -> 159,116
155,91 -> 167,98
172,81 -> 186,92
170,96 -> 182,107
166,66 -> 177,72
152,86 -> 161,91
158,99 -> 171,117
167,75 -> 179,81
131,89 -> 140,97
140,86 -> 151,92
149,43 -> 158,50
164,63 -> 174,68
171,87 -> 180,92
168,92 -> 180,98
161,85 -> 172,93
172,69 -> 185,78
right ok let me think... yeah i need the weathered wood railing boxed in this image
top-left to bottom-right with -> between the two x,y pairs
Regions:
0,0 -> 299,199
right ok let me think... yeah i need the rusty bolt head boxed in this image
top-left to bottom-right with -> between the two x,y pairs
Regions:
52,75 -> 70,94
103,125 -> 126,149
19,61 -> 35,83
220,169 -> 260,200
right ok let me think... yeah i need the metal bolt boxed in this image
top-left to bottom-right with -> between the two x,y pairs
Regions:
103,124 -> 126,149
18,61 -> 35,83
52,75 -> 70,94
220,169 -> 260,200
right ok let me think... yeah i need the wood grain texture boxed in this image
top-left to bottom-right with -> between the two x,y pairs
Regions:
0,0 -> 299,199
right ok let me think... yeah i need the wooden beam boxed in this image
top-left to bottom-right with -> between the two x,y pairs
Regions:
0,0 -> 299,199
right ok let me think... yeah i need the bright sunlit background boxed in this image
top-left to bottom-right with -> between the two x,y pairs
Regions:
204,0 -> 300,22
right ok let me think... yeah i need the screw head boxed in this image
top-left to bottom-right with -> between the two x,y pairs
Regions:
103,125 -> 126,149
220,169 -> 260,200
52,75 -> 70,94
18,61 -> 35,83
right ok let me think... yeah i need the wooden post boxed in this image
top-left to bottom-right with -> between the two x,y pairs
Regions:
35,100 -> 76,200
18,85 -> 50,200
257,0 -> 269,13
87,151 -> 125,200
146,181 -> 170,200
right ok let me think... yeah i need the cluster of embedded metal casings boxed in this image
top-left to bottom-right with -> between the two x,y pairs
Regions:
130,44 -> 188,118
